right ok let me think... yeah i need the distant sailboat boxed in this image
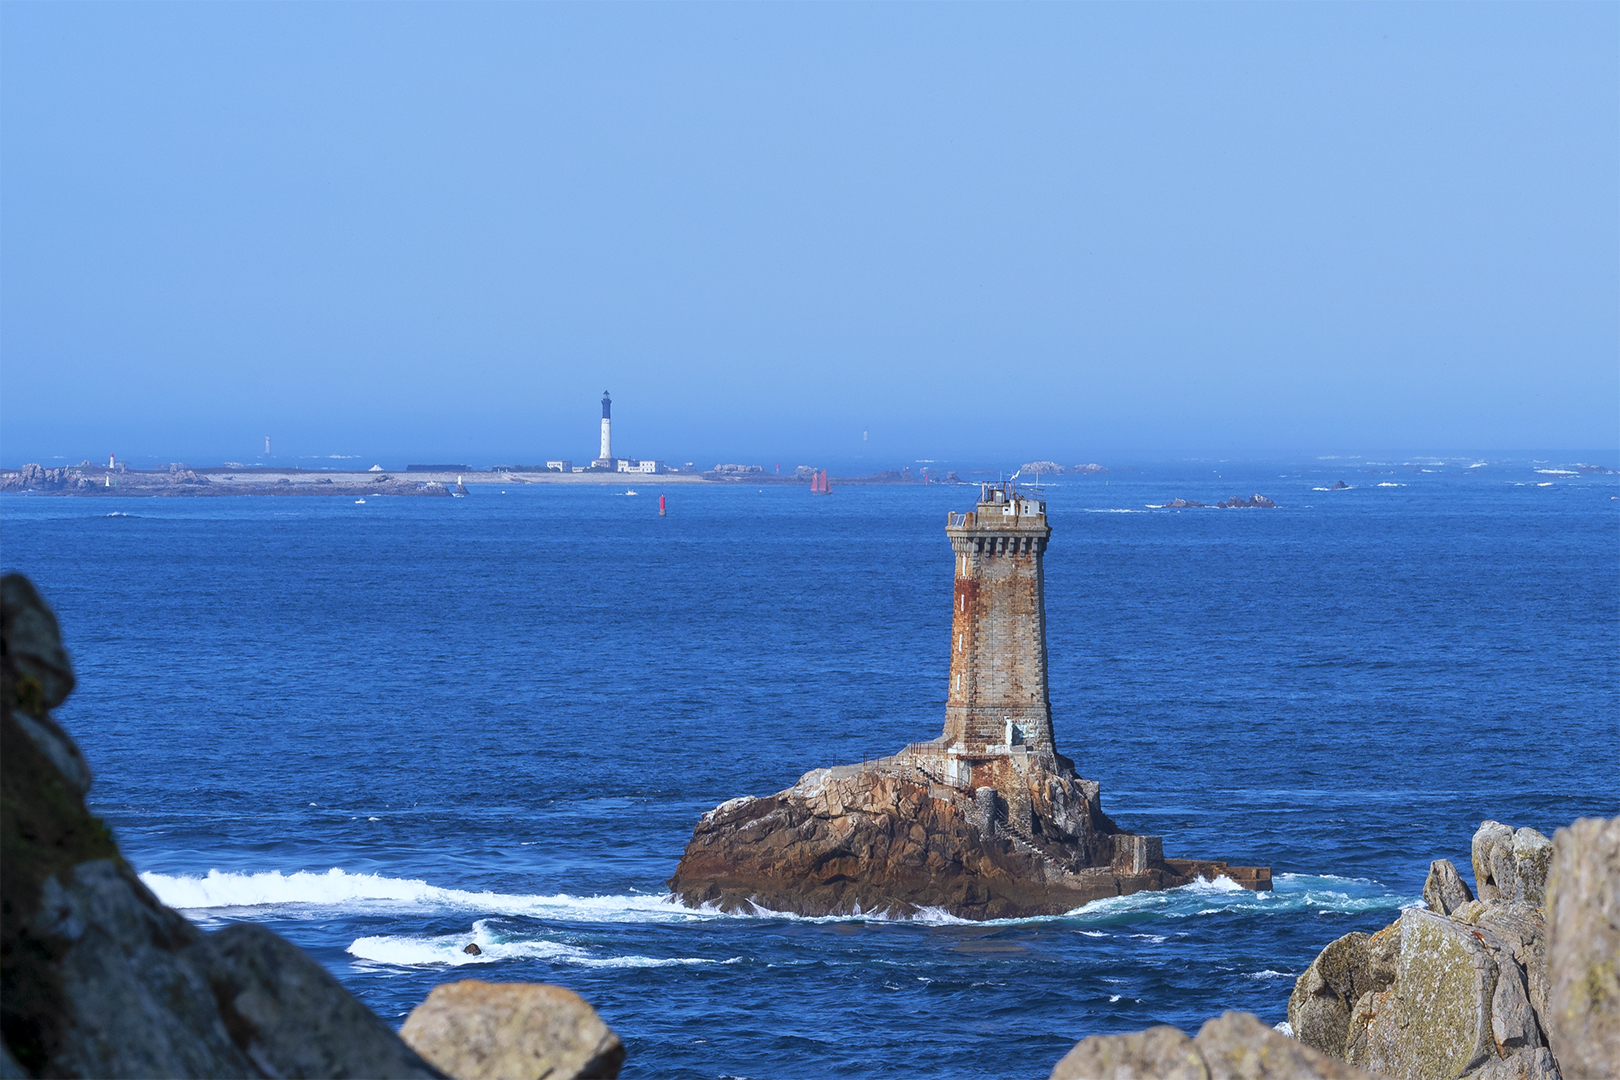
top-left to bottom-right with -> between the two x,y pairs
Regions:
810,469 -> 833,496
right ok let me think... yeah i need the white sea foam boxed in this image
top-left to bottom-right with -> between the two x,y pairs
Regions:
141,868 -> 706,923
142,867 -> 1411,928
1537,482 -> 1554,487
1246,969 -> 1294,980
1535,469 -> 1576,476
347,918 -> 739,969
1376,482 -> 1404,487
348,934 -> 731,970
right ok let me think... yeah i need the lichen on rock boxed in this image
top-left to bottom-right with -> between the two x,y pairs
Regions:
1544,816 -> 1620,1078
1287,815 -> 1620,1080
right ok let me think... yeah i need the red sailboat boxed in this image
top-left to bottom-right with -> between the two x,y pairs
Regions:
810,469 -> 833,495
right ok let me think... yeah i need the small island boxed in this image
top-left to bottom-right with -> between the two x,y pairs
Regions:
669,482 -> 1269,920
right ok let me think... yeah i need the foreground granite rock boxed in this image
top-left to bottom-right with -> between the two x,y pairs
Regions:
670,484 -> 1268,919
1289,816 -> 1619,1080
1050,1011 -> 1378,1080
1,574 -> 446,1077
1544,817 -> 1620,1078
401,981 -> 624,1080
2,574 -> 622,1080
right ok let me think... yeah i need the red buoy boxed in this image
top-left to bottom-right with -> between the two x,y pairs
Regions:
659,493 -> 667,517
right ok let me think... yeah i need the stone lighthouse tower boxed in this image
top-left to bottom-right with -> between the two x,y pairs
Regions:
594,391 -> 613,469
944,482 -> 1055,760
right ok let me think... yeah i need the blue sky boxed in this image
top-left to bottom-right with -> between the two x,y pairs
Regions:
2,3 -> 1614,469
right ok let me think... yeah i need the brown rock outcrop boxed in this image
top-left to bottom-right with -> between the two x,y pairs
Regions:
400,981 -> 624,1080
1051,1011 -> 1379,1080
667,754 -> 1208,918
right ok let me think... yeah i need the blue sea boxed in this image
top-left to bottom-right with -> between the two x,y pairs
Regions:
4,459 -> 1616,1079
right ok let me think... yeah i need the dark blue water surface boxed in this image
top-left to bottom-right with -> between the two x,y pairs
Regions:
4,460 -> 1616,1079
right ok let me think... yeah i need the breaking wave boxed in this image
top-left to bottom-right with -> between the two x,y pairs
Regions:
142,868 -> 1412,928
348,920 -> 740,970
140,868 -> 704,923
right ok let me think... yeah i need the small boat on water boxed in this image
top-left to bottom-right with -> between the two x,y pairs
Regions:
354,499 -> 366,504
810,469 -> 833,495
624,489 -> 638,496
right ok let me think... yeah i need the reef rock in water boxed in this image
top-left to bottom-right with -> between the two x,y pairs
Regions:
668,750 -> 1266,920
669,483 -> 1269,920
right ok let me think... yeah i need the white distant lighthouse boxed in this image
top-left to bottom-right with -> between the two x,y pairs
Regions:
594,391 -> 614,469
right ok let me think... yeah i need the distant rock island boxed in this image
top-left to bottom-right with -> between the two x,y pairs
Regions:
1162,494 -> 1277,509
1020,461 -> 1107,476
669,482 -> 1269,920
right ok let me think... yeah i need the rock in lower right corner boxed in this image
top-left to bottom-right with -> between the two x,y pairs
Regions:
400,980 -> 624,1080
1544,815 -> 1620,1079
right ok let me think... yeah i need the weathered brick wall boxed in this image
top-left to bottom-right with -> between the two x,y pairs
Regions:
943,490 -> 1054,754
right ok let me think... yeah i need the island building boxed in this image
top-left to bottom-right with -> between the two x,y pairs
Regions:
669,479 -> 1270,919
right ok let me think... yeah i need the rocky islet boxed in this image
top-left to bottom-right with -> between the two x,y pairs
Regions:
670,482 -> 1271,919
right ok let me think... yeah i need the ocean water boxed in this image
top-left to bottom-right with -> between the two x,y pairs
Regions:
4,460 -> 1616,1079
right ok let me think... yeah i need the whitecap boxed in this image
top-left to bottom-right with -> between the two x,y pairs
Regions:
1537,482 -> 1554,487
1246,969 -> 1294,980
1375,482 -> 1404,487
141,868 -> 709,923
142,867 -> 1412,929
347,926 -> 732,970
1535,469 -> 1576,476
